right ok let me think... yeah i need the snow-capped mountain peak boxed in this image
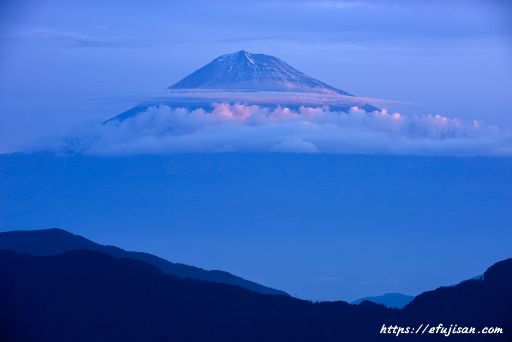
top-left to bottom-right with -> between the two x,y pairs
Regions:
105,50 -> 381,123
169,50 -> 352,95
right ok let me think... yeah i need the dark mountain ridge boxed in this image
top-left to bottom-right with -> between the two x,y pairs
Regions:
0,228 -> 287,296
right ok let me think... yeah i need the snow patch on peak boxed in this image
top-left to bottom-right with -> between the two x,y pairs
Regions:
243,51 -> 256,65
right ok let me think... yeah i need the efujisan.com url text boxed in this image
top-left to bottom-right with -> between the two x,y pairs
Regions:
380,323 -> 504,337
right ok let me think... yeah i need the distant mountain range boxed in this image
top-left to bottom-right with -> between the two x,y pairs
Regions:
107,50 -> 379,122
0,228 -> 510,341
352,293 -> 414,309
0,228 -> 287,296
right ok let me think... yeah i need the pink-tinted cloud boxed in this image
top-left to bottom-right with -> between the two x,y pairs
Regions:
57,103 -> 511,156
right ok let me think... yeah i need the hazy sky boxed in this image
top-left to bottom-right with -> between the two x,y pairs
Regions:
1,0 -> 512,151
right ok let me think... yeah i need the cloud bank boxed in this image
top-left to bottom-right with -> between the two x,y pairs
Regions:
56,103 -> 511,156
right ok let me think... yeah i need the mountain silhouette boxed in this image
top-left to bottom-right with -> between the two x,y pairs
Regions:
0,248 -> 510,341
402,258 -> 512,329
0,249 -> 388,342
0,228 -> 287,296
352,293 -> 414,309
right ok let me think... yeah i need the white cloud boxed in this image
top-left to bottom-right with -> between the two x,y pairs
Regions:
52,103 -> 512,156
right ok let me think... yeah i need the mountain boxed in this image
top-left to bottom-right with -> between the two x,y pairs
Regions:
352,293 -> 414,309
0,249 -> 510,341
0,249 -> 388,342
402,258 -> 512,327
0,228 -> 287,296
107,50 -> 379,122
170,50 -> 352,94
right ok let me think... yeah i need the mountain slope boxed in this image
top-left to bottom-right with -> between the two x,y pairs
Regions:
402,258 -> 512,328
170,50 -> 351,94
0,250 -> 388,342
0,228 -> 287,296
